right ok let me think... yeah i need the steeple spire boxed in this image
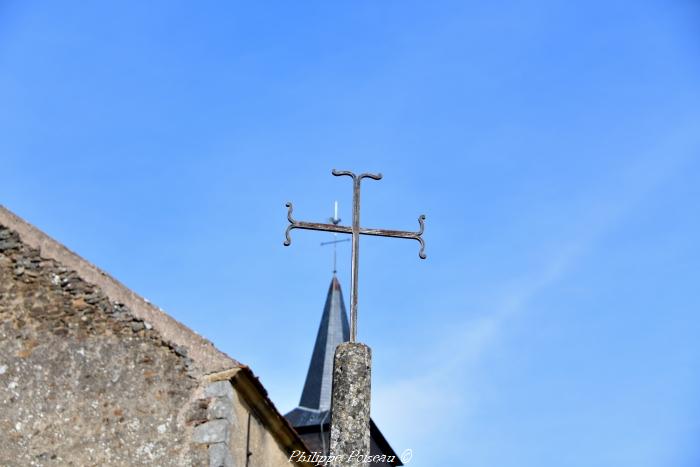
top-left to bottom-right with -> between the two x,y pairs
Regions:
284,274 -> 404,464
298,275 -> 350,410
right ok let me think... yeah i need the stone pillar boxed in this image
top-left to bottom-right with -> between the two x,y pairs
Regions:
329,342 -> 371,467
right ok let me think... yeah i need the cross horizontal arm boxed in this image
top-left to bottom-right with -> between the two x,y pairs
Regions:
284,202 -> 427,258
358,216 -> 426,259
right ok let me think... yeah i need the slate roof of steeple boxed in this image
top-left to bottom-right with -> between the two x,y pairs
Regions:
286,275 -> 349,426
303,275 -> 349,410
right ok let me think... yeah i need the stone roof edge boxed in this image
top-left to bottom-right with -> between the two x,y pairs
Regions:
0,205 -> 238,376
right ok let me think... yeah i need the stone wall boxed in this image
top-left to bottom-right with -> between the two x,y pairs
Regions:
0,225 -> 210,465
188,370 -> 313,467
229,384 -> 298,467
189,378 -> 303,467
0,215 -> 311,467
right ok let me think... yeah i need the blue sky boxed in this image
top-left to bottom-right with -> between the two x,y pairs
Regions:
2,1 -> 700,465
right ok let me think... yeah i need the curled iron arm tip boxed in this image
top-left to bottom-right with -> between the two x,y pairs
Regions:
284,202 -> 297,246
285,202 -> 295,223
359,172 -> 382,181
417,237 -> 426,259
332,169 -> 356,179
332,169 -> 382,182
417,215 -> 426,259
284,225 -> 295,246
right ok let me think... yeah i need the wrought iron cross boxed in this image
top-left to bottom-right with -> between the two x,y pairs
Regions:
284,169 -> 426,342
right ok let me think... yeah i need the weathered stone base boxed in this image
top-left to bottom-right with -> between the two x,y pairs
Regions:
329,342 -> 371,467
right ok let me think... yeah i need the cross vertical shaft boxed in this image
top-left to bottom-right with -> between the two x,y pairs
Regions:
335,170 -> 382,343
350,177 -> 361,342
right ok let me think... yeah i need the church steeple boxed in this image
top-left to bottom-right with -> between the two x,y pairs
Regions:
298,275 -> 350,411
284,274 -> 403,465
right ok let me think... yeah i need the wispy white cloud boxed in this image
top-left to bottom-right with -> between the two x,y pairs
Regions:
373,127 -> 700,462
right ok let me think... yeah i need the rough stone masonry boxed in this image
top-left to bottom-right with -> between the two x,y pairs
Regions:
0,206 -> 314,467
329,342 -> 372,467
0,224 -> 209,465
